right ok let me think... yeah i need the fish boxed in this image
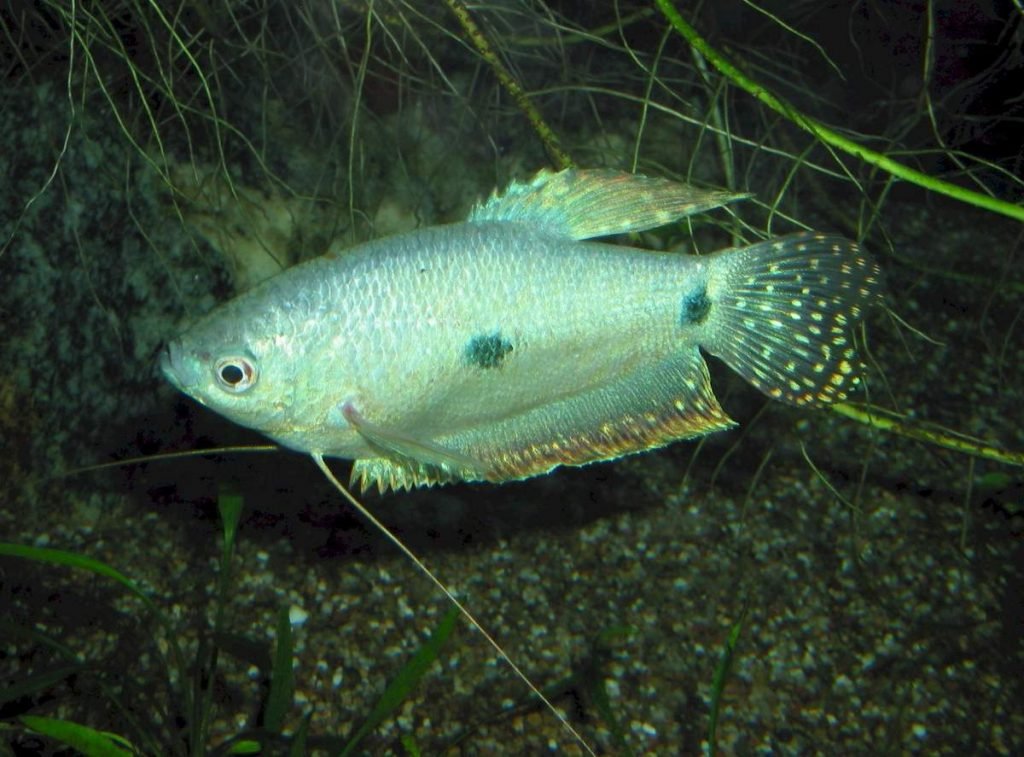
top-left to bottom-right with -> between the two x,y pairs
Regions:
159,167 -> 883,753
160,168 -> 883,494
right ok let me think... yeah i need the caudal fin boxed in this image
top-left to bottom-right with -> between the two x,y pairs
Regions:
703,232 -> 883,407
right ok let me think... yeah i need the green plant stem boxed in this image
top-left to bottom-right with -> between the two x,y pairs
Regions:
444,0 -> 574,170
833,402 -> 1024,467
654,0 -> 1024,223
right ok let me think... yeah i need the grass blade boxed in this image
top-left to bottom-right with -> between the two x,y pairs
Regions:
339,605 -> 459,756
707,608 -> 746,757
0,664 -> 85,706
19,715 -> 135,757
264,605 -> 295,734
0,543 -> 158,614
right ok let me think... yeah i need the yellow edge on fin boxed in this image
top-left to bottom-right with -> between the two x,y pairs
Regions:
347,351 -> 736,493
446,348 -> 735,484
485,383 -> 734,483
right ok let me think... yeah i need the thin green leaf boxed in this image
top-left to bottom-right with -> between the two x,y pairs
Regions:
265,606 -> 294,734
19,715 -> 135,757
218,491 -> 244,554
339,605 -> 459,757
226,739 -> 262,754
400,732 -> 422,756
289,715 -> 311,757
707,609 -> 746,757
0,543 -> 158,615
589,677 -> 634,757
0,664 -> 85,706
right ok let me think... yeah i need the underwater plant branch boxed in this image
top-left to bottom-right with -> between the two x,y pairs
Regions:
443,0 -> 574,170
0,0 -> 78,259
832,402 -> 1024,467
739,0 -> 845,80
688,47 -> 737,194
544,84 -> 869,187
54,2 -> 176,190
628,25 -> 670,174
37,0 -> 248,205
347,7 -> 374,233
138,0 -> 233,195
510,7 -> 656,47
654,0 -> 1024,224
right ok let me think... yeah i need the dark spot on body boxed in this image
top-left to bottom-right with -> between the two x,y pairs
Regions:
464,332 -> 514,369
680,286 -> 711,325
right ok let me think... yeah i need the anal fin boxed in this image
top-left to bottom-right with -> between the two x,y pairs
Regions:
350,457 -> 470,494
443,348 -> 736,483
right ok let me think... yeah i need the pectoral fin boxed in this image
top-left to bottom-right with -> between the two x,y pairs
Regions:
340,403 -> 489,493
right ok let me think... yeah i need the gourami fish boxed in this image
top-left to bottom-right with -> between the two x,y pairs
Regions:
160,168 -> 882,752
161,168 -> 882,493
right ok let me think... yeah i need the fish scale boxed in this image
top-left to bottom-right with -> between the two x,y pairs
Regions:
162,168 -> 882,492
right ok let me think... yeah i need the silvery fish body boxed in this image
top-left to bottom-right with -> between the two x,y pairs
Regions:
162,169 -> 882,491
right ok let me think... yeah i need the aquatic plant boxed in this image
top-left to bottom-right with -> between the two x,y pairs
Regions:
0,493 -> 458,754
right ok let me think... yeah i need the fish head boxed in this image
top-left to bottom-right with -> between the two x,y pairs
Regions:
160,305 -> 299,444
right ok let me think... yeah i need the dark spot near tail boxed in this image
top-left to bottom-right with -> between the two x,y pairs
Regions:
680,286 -> 711,326
464,332 -> 514,369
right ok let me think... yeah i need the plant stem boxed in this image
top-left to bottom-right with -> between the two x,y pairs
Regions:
654,0 -> 1024,223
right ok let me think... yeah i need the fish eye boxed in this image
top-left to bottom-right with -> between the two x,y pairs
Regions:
214,356 -> 258,393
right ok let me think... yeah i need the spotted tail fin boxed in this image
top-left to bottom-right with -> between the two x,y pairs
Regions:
703,232 -> 883,406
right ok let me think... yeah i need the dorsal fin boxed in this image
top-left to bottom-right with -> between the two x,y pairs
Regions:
468,168 -> 747,240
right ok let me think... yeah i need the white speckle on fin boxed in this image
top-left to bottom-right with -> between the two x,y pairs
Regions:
468,168 -> 747,241
703,232 -> 883,406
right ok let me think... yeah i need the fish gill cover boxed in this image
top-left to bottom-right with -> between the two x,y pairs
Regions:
1,1 -> 1022,755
